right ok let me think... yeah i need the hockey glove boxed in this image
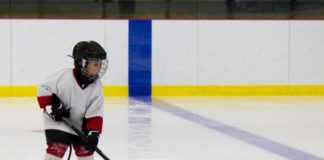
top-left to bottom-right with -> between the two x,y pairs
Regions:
85,131 -> 99,152
45,94 -> 70,121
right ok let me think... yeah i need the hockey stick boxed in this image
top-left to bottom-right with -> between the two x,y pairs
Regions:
62,118 -> 110,160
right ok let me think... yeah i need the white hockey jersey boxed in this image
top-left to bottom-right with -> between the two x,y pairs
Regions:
37,68 -> 104,135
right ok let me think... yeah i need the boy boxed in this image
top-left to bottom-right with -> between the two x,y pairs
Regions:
37,41 -> 108,160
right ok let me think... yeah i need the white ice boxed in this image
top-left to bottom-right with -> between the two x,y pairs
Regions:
0,97 -> 323,160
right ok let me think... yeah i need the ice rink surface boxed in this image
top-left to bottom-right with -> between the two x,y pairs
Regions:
0,96 -> 324,160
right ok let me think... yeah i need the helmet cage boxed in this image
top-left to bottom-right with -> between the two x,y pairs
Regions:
75,56 -> 108,81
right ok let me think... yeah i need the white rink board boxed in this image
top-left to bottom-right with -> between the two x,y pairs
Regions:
152,20 -> 198,85
152,20 -> 324,85
103,20 -> 129,85
197,20 -> 290,85
1,20 -> 324,86
7,19 -> 128,85
0,20 -> 11,85
290,21 -> 324,84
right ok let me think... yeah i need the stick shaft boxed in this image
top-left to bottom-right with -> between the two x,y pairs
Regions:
62,118 -> 110,160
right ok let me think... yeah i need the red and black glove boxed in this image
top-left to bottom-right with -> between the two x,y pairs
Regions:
85,131 -> 99,152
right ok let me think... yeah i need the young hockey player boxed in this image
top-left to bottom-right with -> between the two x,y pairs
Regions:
37,41 -> 108,160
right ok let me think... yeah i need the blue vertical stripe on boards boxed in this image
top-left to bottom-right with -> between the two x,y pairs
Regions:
128,20 -> 152,97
